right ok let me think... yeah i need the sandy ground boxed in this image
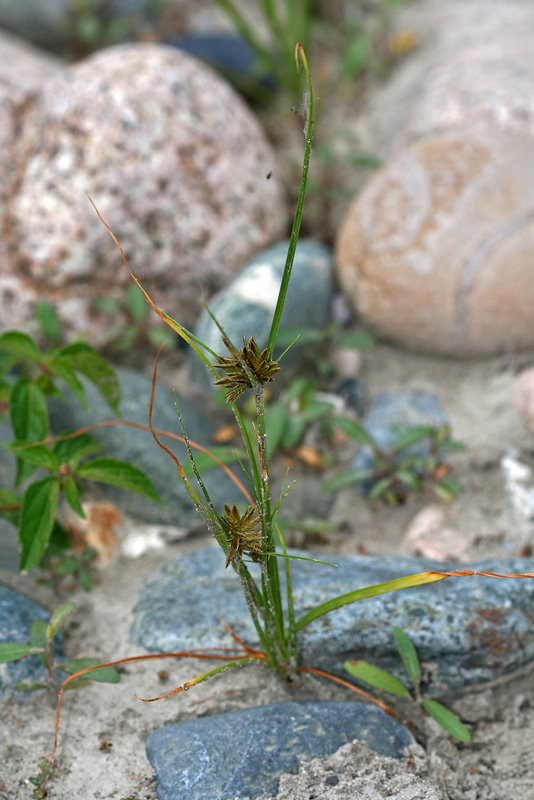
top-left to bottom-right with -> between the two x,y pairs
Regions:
2,343 -> 534,800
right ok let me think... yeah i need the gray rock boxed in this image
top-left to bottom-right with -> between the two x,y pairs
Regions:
131,546 -> 534,694
191,240 -> 335,390
0,0 -> 67,49
48,367 -> 244,524
0,585 -> 60,697
146,701 -> 415,800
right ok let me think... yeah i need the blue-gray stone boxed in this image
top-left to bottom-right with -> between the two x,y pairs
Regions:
146,701 -> 414,800
48,367 -> 243,525
131,547 -> 534,694
0,585 -> 61,697
191,240 -> 335,390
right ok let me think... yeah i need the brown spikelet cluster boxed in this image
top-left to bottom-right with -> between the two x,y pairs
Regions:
220,503 -> 263,567
214,336 -> 280,403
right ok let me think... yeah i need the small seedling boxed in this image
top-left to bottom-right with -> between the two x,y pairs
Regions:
0,601 -> 120,695
323,420 -> 465,503
345,627 -> 470,743
0,331 -> 162,574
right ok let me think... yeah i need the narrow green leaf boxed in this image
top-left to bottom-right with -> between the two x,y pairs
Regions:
322,467 -> 374,493
344,660 -> 410,697
434,485 -> 454,502
19,478 -> 60,572
396,470 -> 422,490
13,682 -> 48,691
0,643 -> 45,663
422,699 -> 471,743
393,627 -> 421,686
47,602 -> 74,640
60,657 -> 120,683
0,331 -> 42,362
3,443 -> 60,472
125,283 -> 148,323
265,402 -> 287,457
294,570 -> 448,633
368,477 -> 394,502
438,477 -> 464,495
76,458 -> 162,504
55,343 -> 120,413
334,416 -> 374,444
390,426 -> 434,453
63,475 -> 85,517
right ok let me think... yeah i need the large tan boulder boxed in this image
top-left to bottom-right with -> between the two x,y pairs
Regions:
336,0 -> 534,356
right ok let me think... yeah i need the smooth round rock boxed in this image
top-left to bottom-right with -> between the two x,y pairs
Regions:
336,0 -> 534,356
1,44 -> 286,343
191,239 -> 334,389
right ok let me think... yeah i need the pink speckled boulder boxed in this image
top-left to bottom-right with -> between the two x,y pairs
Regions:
336,1 -> 534,356
1,44 -> 286,341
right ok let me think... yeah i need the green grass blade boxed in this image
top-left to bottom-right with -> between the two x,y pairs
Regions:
294,571 -> 449,633
266,46 -> 314,356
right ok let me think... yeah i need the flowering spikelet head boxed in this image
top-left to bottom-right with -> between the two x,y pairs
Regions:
214,336 -> 280,403
220,503 -> 262,568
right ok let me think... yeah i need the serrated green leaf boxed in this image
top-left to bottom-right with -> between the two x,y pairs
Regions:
55,343 -> 120,413
47,358 -> 88,408
344,660 -> 410,697
19,478 -> 60,572
0,487 -> 21,525
63,475 -> 85,517
0,331 -> 42,362
422,699 -> 471,743
47,602 -> 74,640
334,416 -> 374,444
393,627 -> 421,686
9,379 -> 49,443
76,458 -> 162,504
0,643 -> 45,663
53,433 -> 104,467
322,467 -> 374,493
3,443 -> 60,472
60,657 -> 120,683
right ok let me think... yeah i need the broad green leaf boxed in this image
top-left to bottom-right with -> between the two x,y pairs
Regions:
46,358 -> 88,408
334,416 -> 374,444
0,487 -> 21,525
63,475 -> 85,517
294,570 -> 448,633
281,415 -> 308,450
36,300 -> 61,345
3,443 -> 60,473
322,467 -> 374,493
53,433 -> 104,467
334,331 -> 375,350
19,478 -> 60,572
393,627 -> 421,686
76,458 -> 162,504
125,283 -> 148,323
47,602 -> 74,640
55,343 -> 120,413
0,331 -> 42,362
60,657 -> 120,683
9,379 -> 49,443
344,660 -> 410,697
0,643 -> 45,663
422,699 -> 471,743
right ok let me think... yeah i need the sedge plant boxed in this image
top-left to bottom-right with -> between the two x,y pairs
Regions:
31,46 -> 534,795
